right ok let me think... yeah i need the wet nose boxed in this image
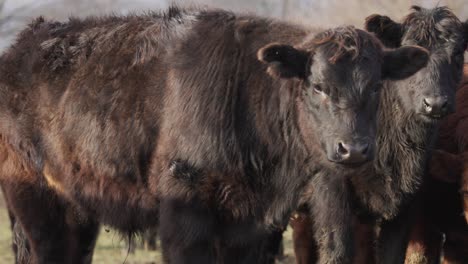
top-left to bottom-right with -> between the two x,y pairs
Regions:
336,141 -> 370,164
422,96 -> 449,118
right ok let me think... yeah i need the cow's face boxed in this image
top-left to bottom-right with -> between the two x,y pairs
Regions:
258,27 -> 429,165
366,6 -> 468,122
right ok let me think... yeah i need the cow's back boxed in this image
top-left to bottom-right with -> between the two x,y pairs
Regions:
0,10 -> 204,168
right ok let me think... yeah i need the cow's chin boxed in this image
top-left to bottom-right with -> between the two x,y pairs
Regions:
327,158 -> 371,168
417,113 -> 444,124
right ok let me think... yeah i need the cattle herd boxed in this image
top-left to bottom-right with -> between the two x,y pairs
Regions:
0,4 -> 466,264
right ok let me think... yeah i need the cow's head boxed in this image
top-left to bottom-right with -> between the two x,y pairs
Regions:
258,26 -> 429,165
365,6 -> 467,121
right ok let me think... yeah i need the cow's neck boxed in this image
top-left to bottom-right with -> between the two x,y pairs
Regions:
253,80 -> 321,228
352,85 -> 436,220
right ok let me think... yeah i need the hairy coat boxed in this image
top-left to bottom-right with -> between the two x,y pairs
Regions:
291,6 -> 468,264
362,7 -> 468,264
0,7 -> 430,264
405,64 -> 468,264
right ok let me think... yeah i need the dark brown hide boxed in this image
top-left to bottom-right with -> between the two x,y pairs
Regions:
405,64 -> 468,264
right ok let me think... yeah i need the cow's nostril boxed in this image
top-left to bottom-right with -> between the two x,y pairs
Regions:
423,98 -> 429,107
423,98 -> 432,112
441,100 -> 448,110
337,142 -> 348,155
422,97 -> 449,117
333,141 -> 370,164
361,144 -> 369,155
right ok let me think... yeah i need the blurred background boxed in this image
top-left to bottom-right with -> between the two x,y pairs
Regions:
1,0 -> 467,52
0,0 -> 467,263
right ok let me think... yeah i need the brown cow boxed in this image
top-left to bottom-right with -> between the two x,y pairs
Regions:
0,6 -> 430,264
405,64 -> 468,264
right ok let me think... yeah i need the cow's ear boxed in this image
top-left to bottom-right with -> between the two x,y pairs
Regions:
365,14 -> 403,48
382,45 -> 429,80
257,43 -> 310,79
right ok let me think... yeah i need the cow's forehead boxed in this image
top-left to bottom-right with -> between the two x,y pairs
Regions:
402,6 -> 465,51
311,51 -> 380,85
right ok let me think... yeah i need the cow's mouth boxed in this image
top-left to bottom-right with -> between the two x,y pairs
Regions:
429,114 -> 443,119
419,112 -> 445,122
327,157 -> 370,167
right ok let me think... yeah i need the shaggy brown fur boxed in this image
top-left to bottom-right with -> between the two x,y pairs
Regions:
0,6 -> 429,264
404,65 -> 468,264
290,6 -> 467,264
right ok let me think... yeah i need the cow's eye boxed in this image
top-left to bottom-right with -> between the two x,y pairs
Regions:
313,84 -> 323,93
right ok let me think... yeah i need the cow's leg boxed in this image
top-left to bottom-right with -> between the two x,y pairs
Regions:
220,242 -> 263,264
67,217 -> 100,264
2,182 -> 98,264
290,207 -> 374,264
2,182 -> 70,264
353,219 -> 375,264
159,198 -> 216,264
6,206 -> 19,262
7,208 -> 32,264
217,224 -> 271,264
5,206 -> 18,258
290,209 -> 318,264
404,205 -> 442,264
377,203 -> 415,264
7,187 -> 98,264
442,229 -> 468,264
241,228 -> 284,264
264,228 -> 285,263
310,178 -> 355,264
461,153 -> 468,224
144,227 -> 158,251
1,192 -> 31,264
12,216 -> 31,264
1,184 -> 25,263
277,234 -> 285,260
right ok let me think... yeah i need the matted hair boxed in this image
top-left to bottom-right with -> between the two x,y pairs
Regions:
303,26 -> 383,64
403,6 -> 465,48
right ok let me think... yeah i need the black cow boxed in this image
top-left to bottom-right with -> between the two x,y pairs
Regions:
291,6 -> 467,264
